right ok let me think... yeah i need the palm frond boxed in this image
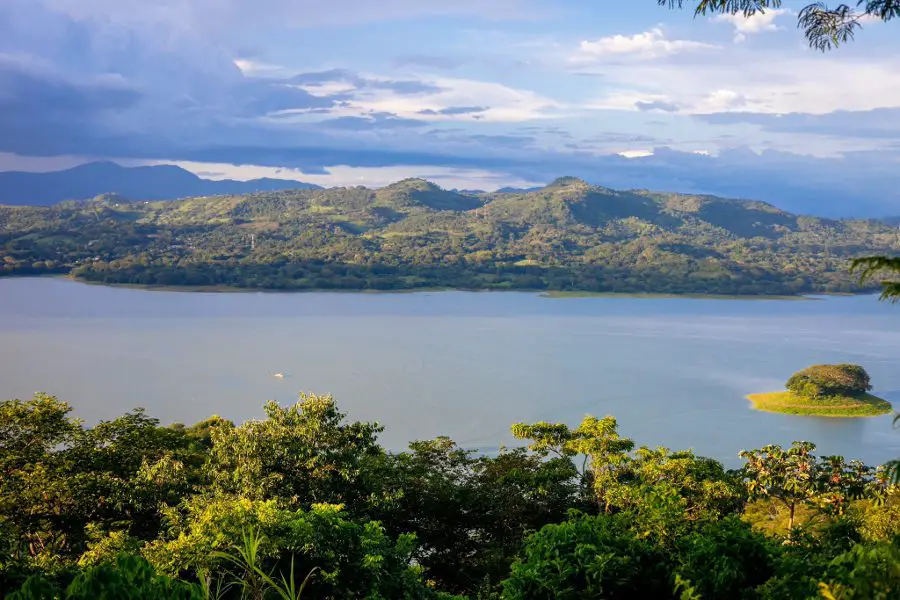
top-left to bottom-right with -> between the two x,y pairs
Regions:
888,414 -> 900,485
658,0 -> 782,17
799,3 -> 862,51
850,256 -> 900,302
861,0 -> 900,21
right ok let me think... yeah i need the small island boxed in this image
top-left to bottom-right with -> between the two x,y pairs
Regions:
748,364 -> 893,417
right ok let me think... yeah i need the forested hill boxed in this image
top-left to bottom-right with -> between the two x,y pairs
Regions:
1,176 -> 897,295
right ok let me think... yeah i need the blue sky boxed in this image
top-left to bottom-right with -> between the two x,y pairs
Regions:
2,0 -> 900,215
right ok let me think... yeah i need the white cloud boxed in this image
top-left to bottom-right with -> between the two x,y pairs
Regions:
572,27 -> 715,62
584,91 -> 674,112
301,75 -> 564,123
618,150 -> 654,158
233,59 -> 292,78
696,89 -> 747,112
581,54 -> 900,117
714,9 -> 789,43
140,160 -> 544,190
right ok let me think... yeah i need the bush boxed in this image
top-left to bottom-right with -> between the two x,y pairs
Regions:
500,513 -> 671,599
7,555 -> 202,600
675,517 -> 777,599
786,365 -> 872,398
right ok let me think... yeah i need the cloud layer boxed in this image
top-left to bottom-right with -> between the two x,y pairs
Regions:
2,0 -> 900,216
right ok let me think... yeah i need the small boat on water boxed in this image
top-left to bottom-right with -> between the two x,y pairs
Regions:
273,372 -> 285,379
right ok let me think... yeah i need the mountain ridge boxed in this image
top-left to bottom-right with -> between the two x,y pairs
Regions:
0,161 -> 321,205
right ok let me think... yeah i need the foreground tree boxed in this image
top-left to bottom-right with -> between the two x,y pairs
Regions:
511,416 -> 634,511
0,394 -> 205,593
741,442 -> 883,533
605,447 -> 743,543
366,437 -> 579,595
661,1 -> 900,51
741,442 -> 821,533
500,513 -> 671,600
207,394 -> 383,509
144,498 -> 439,599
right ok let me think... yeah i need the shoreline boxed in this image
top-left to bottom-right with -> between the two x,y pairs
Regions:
746,391 -> 893,418
0,274 -> 866,301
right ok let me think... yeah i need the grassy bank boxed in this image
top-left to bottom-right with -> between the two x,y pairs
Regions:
541,290 -> 814,300
747,391 -> 893,417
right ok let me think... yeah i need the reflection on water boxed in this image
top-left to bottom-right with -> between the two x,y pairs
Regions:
0,277 -> 899,468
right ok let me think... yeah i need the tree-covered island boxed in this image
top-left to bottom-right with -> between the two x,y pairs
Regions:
748,364 -> 893,417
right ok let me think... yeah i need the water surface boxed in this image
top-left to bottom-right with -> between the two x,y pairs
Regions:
1,277 -> 899,467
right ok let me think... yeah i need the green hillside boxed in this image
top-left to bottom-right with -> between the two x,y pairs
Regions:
1,177 -> 897,294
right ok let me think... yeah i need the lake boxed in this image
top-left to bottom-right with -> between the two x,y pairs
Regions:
1,277 -> 899,468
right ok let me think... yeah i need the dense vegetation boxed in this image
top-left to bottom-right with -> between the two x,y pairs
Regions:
786,365 -> 873,399
3,393 -> 900,599
1,178 -> 897,296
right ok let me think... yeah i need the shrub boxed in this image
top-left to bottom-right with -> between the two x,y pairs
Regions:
500,513 -> 671,599
7,555 -> 202,600
675,517 -> 777,599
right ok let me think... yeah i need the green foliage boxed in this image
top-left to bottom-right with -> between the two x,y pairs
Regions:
675,517 -> 776,600
0,394 -> 205,585
3,392 -> 900,599
365,438 -> 579,595
206,394 -> 383,508
785,364 -> 872,399
1,179 -> 896,296
7,555 -> 203,600
851,255 -> 900,302
819,542 -> 900,599
512,415 -> 634,511
740,442 -> 885,535
500,513 -> 671,599
606,448 -> 743,543
144,496 -> 435,599
851,490 -> 900,543
754,528 -> 854,600
211,528 -> 317,600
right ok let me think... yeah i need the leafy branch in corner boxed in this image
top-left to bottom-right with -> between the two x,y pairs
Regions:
661,0 -> 900,51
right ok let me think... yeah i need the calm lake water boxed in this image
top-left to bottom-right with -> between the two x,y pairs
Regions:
1,277 -> 899,467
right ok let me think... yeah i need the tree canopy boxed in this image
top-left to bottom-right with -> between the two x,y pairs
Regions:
661,1 -> 899,51
785,364 -> 873,398
3,393 -> 900,598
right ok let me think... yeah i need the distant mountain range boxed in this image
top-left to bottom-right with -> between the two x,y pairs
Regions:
495,186 -> 543,193
0,161 -> 320,205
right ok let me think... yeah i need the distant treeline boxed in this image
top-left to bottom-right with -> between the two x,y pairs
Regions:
70,261 -> 868,295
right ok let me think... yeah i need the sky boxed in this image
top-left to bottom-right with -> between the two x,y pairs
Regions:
2,0 -> 900,215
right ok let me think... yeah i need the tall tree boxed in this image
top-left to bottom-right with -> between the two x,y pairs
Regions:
512,416 -> 634,512
207,394 -> 383,508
